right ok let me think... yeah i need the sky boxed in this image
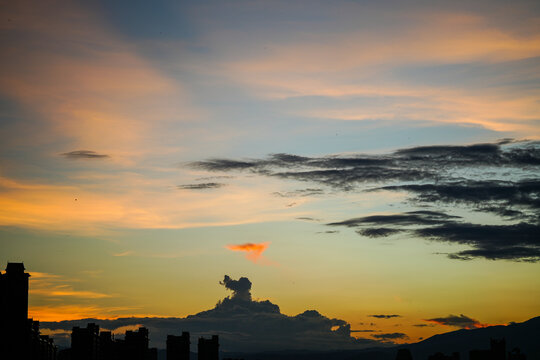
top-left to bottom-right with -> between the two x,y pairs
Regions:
1,0 -> 540,351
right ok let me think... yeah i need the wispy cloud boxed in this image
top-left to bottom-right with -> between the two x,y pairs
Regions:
371,332 -> 409,342
368,314 -> 402,319
192,140 -> 540,262
61,150 -> 110,159
29,271 -> 112,299
177,182 -> 226,190
423,314 -> 496,329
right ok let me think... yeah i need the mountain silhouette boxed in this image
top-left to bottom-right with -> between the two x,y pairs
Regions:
218,316 -> 540,360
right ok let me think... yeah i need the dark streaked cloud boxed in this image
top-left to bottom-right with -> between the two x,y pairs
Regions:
356,228 -> 404,238
273,188 -> 324,197
371,332 -> 408,341
375,179 -> 540,220
40,275 -> 382,352
189,140 -> 540,262
328,211 -> 459,228
330,211 -> 540,262
368,314 -> 402,319
296,217 -> 321,222
424,314 -> 488,329
61,150 -> 109,159
177,182 -> 225,190
190,141 -> 540,190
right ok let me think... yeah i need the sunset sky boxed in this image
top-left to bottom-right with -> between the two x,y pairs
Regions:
1,0 -> 539,350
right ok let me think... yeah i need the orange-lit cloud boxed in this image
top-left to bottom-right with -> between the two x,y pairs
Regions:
0,174 -> 313,232
28,305 -> 147,322
226,242 -> 271,264
29,271 -> 112,299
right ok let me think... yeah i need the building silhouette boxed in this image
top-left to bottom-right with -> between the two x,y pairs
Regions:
0,262 -> 57,360
72,323 -> 101,360
167,332 -> 191,360
125,327 -> 151,360
508,348 -> 527,360
58,324 -> 158,360
470,338 -> 506,360
98,331 -> 115,360
198,335 -> 219,360
428,352 -> 460,360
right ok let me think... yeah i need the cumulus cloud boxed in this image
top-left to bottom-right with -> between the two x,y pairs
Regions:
220,275 -> 252,301
40,275 -> 381,351
61,150 -> 109,159
424,314 -> 490,329
225,242 -> 271,264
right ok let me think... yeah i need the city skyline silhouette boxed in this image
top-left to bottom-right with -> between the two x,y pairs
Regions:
1,261 -> 538,360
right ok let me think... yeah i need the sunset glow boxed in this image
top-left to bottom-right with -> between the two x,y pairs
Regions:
1,0 -> 539,354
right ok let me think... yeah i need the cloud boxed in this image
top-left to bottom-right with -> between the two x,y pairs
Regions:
177,183 -> 225,190
191,140 -> 540,262
328,211 -> 459,228
272,188 -> 324,197
29,271 -> 112,299
191,141 -> 540,190
226,242 -> 271,264
371,332 -> 409,341
368,314 -> 402,319
330,211 -> 540,262
40,275 -> 382,351
61,150 -> 110,159
376,179 -> 540,220
220,275 -> 252,302
424,314 -> 490,329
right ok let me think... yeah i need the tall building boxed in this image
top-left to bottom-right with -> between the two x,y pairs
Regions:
198,335 -> 219,360
470,338 -> 507,360
0,262 -> 57,360
167,332 -> 191,360
72,323 -> 101,360
1,262 -> 30,329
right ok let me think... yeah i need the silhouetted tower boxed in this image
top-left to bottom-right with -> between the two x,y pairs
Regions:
198,335 -> 219,360
1,263 -> 30,327
167,332 -> 191,360
100,331 -> 114,360
0,262 -> 31,358
491,338 -> 506,360
125,326 -> 150,360
72,323 -> 100,360
395,348 -> 413,360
